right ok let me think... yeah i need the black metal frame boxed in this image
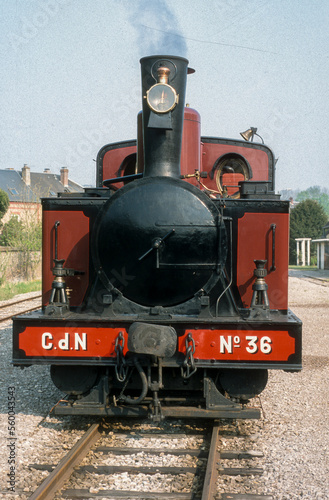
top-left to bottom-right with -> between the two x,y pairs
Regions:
96,140 -> 137,188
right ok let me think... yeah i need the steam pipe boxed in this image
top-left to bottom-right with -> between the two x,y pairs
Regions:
119,358 -> 148,405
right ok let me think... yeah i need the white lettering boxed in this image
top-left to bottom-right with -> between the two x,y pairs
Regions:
233,335 -> 241,346
260,336 -> 272,354
41,332 -> 53,350
246,336 -> 258,354
74,332 -> 87,351
220,336 -> 232,354
58,332 -> 69,350
41,331 -> 90,351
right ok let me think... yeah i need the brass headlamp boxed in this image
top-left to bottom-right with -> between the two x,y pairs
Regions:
146,66 -> 178,114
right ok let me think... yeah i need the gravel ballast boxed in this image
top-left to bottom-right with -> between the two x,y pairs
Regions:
0,275 -> 328,499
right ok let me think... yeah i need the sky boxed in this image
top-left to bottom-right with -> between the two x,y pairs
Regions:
1,0 -> 328,192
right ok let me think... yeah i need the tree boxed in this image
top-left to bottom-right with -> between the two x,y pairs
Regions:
289,199 -> 328,264
0,210 -> 42,280
296,186 -> 329,217
0,189 -> 9,220
0,216 -> 23,246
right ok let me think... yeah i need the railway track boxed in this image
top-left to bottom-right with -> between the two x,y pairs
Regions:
0,293 -> 41,323
298,275 -> 329,287
289,270 -> 329,287
28,420 -> 273,500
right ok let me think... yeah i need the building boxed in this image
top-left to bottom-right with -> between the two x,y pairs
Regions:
295,237 -> 312,266
0,165 -> 83,224
312,222 -> 329,270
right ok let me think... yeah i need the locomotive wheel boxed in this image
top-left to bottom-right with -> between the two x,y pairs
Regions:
217,368 -> 268,402
50,365 -> 99,396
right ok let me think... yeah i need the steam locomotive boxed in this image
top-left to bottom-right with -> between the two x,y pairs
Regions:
13,55 -> 302,420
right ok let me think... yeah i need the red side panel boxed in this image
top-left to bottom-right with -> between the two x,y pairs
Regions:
16,324 -> 298,366
180,108 -> 201,184
237,213 -> 289,310
98,112 -> 272,197
19,326 -> 125,358
42,210 -> 90,307
201,142 -> 270,192
178,328 -> 296,362
102,145 -> 137,188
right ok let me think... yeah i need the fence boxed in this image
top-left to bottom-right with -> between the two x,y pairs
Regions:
0,247 -> 41,284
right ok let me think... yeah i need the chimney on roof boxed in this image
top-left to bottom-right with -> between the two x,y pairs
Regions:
22,164 -> 31,186
60,166 -> 69,188
44,168 -> 51,174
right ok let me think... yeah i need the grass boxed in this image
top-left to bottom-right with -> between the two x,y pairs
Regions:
289,265 -> 317,270
0,280 -> 41,302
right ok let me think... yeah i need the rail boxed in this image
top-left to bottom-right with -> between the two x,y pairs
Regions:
0,294 -> 42,323
28,420 -> 273,499
29,423 -> 101,500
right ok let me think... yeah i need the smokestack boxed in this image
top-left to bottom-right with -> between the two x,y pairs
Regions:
22,164 -> 31,186
140,55 -> 189,178
60,166 -> 69,187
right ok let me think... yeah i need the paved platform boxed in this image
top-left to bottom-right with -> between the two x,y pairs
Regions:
289,268 -> 329,280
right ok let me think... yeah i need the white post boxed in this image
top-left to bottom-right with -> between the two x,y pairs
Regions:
307,239 -> 311,266
302,239 -> 306,266
296,240 -> 299,265
317,244 -> 320,269
320,243 -> 325,270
